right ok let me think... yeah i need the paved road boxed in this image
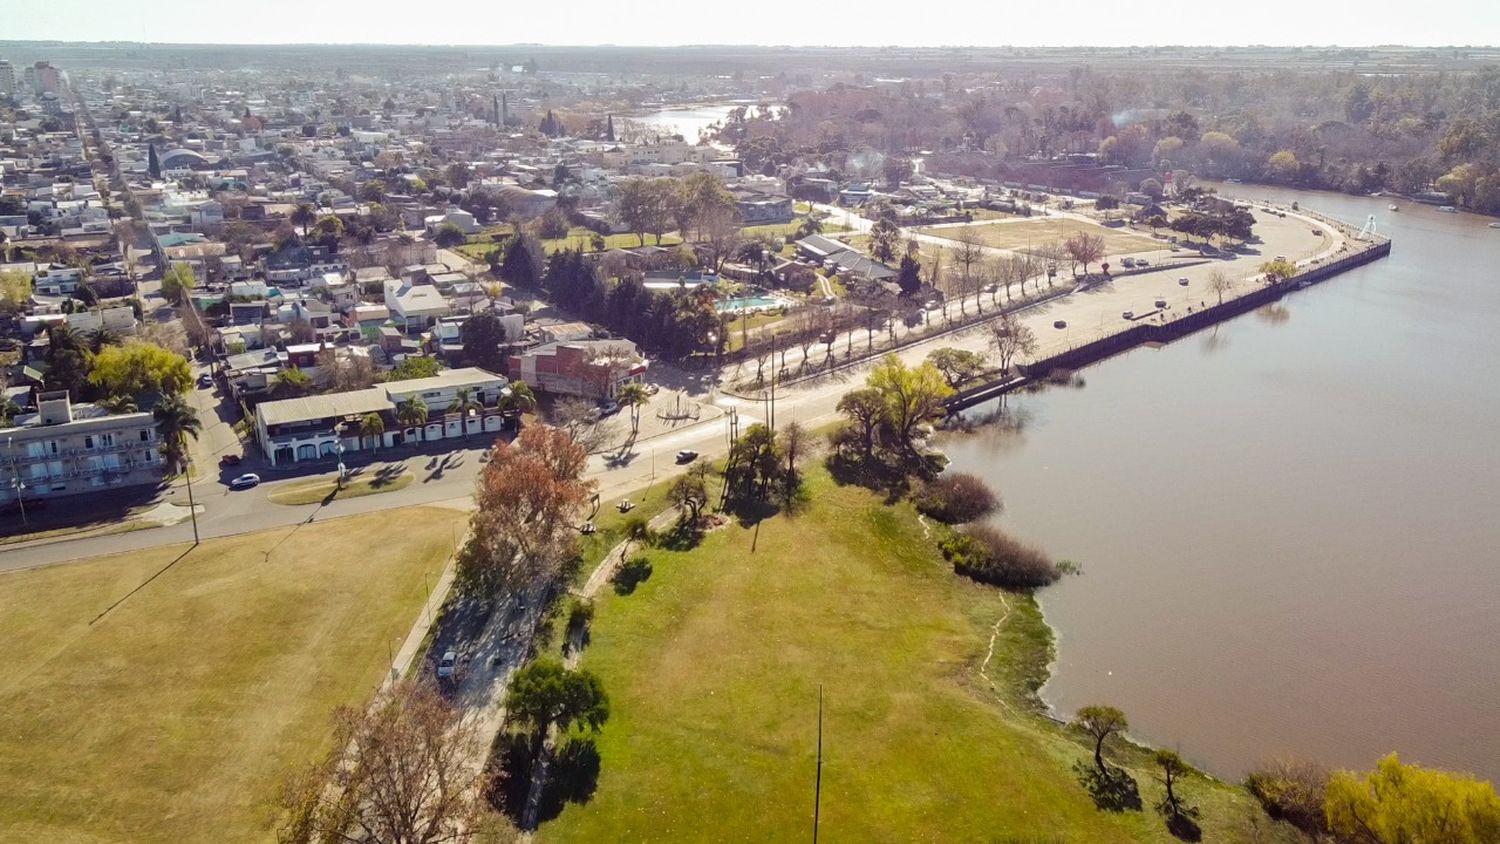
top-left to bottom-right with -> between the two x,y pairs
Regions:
2,205 -> 1348,573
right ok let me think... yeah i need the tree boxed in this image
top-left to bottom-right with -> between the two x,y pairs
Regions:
882,155 -> 914,187
499,380 -> 538,416
1155,750 -> 1198,825
161,263 -> 197,304
358,412 -> 385,449
896,254 -> 922,297
152,392 -> 201,475
461,425 -> 595,594
286,318 -> 316,345
869,205 -> 902,264
1325,754 -> 1500,844
535,206 -> 570,240
952,233 -> 984,315
781,420 -> 808,479
667,466 -> 709,523
1071,705 -> 1129,773
443,161 -> 471,189
290,203 -> 317,236
1064,232 -> 1106,276
447,388 -> 481,435
386,356 -> 443,382
1153,136 -> 1184,165
926,348 -> 986,388
837,387 -> 886,458
1260,258 -> 1298,283
0,271 -> 32,314
1207,269 -> 1234,305
272,366 -> 314,399
725,423 -> 785,503
504,659 -> 609,791
1139,178 -> 1163,200
867,355 -> 953,457
433,222 -> 466,248
1094,194 -> 1121,211
89,341 -> 192,400
278,685 -> 483,844
616,382 -> 649,435
987,312 -> 1038,374
499,234 -> 543,288
397,396 -> 429,429
459,311 -> 511,372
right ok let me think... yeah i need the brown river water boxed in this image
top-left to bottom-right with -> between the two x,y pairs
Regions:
941,186 -> 1500,781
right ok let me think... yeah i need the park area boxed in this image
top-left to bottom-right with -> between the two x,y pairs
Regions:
919,217 -> 1163,257
540,468 -> 1294,842
0,506 -> 468,842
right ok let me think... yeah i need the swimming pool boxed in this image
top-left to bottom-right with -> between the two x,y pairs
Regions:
716,296 -> 786,313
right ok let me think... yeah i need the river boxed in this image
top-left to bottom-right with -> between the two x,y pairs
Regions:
629,103 -> 744,143
941,186 -> 1500,782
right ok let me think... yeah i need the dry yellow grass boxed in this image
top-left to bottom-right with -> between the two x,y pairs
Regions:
919,218 -> 1162,256
0,506 -> 467,843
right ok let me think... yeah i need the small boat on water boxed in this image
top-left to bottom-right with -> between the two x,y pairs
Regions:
1438,205 -> 1458,213
1388,204 -> 1399,212
1490,222 -> 1500,229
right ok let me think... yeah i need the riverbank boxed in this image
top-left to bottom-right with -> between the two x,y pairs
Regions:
940,182 -> 1500,784
537,466 -> 1301,841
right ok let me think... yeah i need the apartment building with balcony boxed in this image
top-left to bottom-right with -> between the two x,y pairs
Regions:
1,391 -> 161,506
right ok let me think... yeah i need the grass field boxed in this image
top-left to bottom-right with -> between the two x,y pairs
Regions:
540,468 -> 1296,842
918,218 -> 1162,257
265,466 -> 414,506
0,506 -> 468,843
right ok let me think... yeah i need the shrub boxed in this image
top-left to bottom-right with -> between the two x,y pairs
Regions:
1245,758 -> 1331,834
942,524 -> 1059,589
914,472 -> 1000,524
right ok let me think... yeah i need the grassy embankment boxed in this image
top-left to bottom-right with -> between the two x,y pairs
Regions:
540,466 -> 1297,842
0,506 -> 467,843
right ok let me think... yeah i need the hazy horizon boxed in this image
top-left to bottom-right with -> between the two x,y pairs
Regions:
5,0 -> 1499,51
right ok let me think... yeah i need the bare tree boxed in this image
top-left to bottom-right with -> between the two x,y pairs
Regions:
279,685 -> 484,844
952,233 -> 983,317
1064,232 -> 1106,277
988,312 -> 1039,374
1207,269 -> 1234,305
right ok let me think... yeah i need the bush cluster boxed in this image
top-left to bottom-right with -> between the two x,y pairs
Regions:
914,472 -> 1000,524
941,524 -> 1059,589
1244,758 -> 1331,835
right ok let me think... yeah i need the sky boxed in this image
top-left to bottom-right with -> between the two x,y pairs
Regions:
4,0 -> 1498,48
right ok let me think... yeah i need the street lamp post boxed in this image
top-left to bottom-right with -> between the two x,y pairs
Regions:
7,437 -> 27,527
183,451 -> 199,546
333,422 -> 347,490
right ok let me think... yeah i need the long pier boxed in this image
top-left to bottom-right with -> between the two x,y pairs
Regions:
946,237 -> 1393,412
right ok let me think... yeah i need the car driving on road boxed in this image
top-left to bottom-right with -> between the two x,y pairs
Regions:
228,473 -> 261,490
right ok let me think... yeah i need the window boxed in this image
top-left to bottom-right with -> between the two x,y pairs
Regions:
139,429 -> 150,442
99,433 -> 116,448
84,435 -> 94,450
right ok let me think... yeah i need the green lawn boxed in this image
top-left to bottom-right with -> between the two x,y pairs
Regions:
916,218 -> 1161,257
540,468 -> 1296,842
265,466 -> 414,506
0,506 -> 468,843
543,229 -> 682,255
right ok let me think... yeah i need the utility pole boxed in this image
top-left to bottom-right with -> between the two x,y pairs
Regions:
184,451 -> 199,545
768,334 -> 777,432
813,684 -> 824,843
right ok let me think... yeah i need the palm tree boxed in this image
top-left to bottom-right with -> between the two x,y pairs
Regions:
396,396 -> 429,431
153,393 -> 201,475
290,203 -> 316,237
499,380 -> 537,417
87,326 -> 119,353
616,382 -> 649,435
358,412 -> 385,450
98,394 -> 139,414
447,388 -> 481,436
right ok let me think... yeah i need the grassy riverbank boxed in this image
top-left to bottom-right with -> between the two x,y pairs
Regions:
540,466 -> 1297,841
